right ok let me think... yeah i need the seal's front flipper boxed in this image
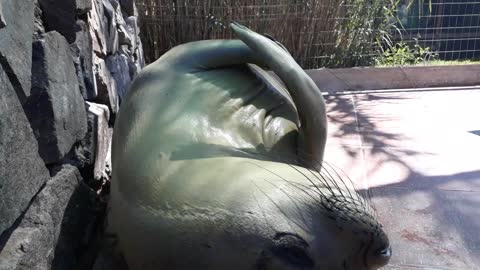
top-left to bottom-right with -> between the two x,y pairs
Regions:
231,22 -> 327,170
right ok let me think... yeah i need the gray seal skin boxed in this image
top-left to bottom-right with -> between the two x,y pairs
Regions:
108,22 -> 391,270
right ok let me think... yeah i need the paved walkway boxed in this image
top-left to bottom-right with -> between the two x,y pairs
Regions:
324,88 -> 480,270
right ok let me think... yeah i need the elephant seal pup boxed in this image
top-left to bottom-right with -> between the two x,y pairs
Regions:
107,22 -> 391,270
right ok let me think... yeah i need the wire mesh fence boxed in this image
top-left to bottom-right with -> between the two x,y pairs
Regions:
395,1 -> 480,61
136,0 -> 480,69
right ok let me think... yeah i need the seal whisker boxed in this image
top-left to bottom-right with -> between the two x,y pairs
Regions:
252,179 -> 310,233
262,178 -> 313,230
245,161 -> 325,207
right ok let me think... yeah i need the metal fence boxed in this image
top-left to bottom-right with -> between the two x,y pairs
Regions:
395,0 -> 480,61
137,0 -> 480,68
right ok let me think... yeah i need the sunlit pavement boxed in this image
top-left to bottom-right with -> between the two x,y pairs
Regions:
324,88 -> 480,269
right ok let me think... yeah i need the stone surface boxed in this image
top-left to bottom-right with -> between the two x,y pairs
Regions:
33,0 -> 45,37
0,67 -> 50,236
135,38 -> 145,70
72,20 -> 98,100
127,56 -> 139,79
0,2 -> 6,28
119,0 -> 135,16
88,0 -> 108,56
85,102 -> 112,181
118,23 -> 132,49
115,6 -> 133,50
76,0 -> 93,15
27,31 -> 88,164
0,0 -> 34,97
0,0 -> 144,266
0,165 -> 97,270
38,0 -> 77,43
125,16 -> 138,51
94,56 -> 119,115
106,53 -> 132,99
103,0 -> 119,54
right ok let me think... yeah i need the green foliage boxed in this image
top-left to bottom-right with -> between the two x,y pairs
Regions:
138,0 -> 435,68
374,40 -> 437,66
315,0 -> 398,68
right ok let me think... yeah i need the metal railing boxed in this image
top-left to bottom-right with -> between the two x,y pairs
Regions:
137,0 -> 480,68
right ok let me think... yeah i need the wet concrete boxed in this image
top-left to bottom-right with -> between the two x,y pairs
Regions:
324,88 -> 480,269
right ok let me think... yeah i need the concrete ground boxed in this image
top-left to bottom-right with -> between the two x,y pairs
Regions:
323,87 -> 480,270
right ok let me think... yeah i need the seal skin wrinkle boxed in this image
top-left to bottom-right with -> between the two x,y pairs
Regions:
107,23 -> 391,270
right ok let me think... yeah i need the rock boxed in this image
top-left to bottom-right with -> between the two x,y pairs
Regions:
85,102 -> 111,181
38,0 -> 76,43
0,0 -> 34,97
118,44 -> 132,57
119,0 -> 135,16
72,20 -> 98,100
88,0 -> 108,56
127,56 -> 138,79
103,0 -> 119,54
33,0 -> 45,37
0,66 -> 50,236
94,56 -> 119,115
114,4 -> 133,50
26,31 -> 88,165
118,23 -> 132,49
76,0 -> 92,15
125,16 -> 138,51
0,165 -> 97,270
0,2 -> 6,28
106,53 -> 132,99
135,38 -> 145,69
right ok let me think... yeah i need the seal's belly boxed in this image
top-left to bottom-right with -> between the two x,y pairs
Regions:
114,65 -> 300,166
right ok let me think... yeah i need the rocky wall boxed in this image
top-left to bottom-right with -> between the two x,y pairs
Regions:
0,0 -> 144,269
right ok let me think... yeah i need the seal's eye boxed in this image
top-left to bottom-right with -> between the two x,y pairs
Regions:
271,244 -> 314,267
270,232 -> 315,268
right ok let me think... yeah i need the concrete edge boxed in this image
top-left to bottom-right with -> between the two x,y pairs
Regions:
305,65 -> 480,92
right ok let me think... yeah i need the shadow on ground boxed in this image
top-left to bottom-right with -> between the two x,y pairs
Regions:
324,90 -> 480,269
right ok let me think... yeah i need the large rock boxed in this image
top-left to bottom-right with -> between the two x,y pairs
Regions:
0,3 -> 6,28
33,0 -> 45,37
94,56 -> 119,115
38,0 -> 77,43
0,165 -> 97,270
119,0 -> 135,16
0,67 -> 50,236
0,0 -> 34,97
88,0 -> 108,56
27,31 -> 88,165
76,0 -> 92,15
103,0 -> 119,54
72,20 -> 98,100
125,16 -> 138,51
84,102 -> 112,181
106,53 -> 132,99
135,38 -> 145,70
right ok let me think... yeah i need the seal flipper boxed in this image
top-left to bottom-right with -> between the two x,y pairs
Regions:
231,22 -> 327,170
159,39 -> 267,72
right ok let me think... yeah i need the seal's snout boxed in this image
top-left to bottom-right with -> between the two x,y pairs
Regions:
368,245 -> 392,269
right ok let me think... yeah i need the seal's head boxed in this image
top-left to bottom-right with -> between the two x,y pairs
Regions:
250,161 -> 392,270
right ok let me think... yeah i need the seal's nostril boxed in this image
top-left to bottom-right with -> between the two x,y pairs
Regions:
379,246 -> 392,258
